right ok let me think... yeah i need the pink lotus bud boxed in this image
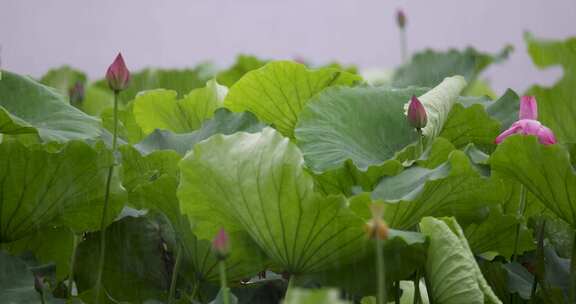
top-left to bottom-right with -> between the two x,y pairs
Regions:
495,119 -> 557,145
212,228 -> 230,260
396,9 -> 407,29
407,95 -> 427,130
106,53 -> 130,92
519,96 -> 538,120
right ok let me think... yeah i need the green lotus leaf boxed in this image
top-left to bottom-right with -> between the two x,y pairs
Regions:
134,108 -> 265,155
178,128 -> 367,274
525,33 -> 576,143
392,46 -> 511,88
419,217 -> 502,304
0,71 -> 101,142
490,135 -> 576,226
464,208 -> 535,259
372,150 -> 504,229
40,65 -> 86,97
133,80 -> 227,136
439,103 -> 500,149
224,61 -> 362,137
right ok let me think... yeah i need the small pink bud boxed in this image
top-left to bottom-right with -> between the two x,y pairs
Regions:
212,228 -> 230,260
106,53 -> 130,92
407,95 -> 427,130
396,9 -> 407,29
68,81 -> 84,105
519,96 -> 538,120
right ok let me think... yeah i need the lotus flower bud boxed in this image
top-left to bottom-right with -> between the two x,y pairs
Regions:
407,95 -> 427,130
106,53 -> 130,92
68,81 -> 84,105
212,228 -> 230,260
365,204 -> 389,240
396,9 -> 407,29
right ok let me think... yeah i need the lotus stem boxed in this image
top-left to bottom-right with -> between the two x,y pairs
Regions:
395,281 -> 401,304
94,91 -> 120,303
570,229 -> 576,303
376,237 -> 387,304
67,233 -> 78,303
413,271 -> 421,304
168,244 -> 183,304
511,184 -> 527,262
530,219 -> 546,302
219,259 -> 230,304
400,28 -> 407,63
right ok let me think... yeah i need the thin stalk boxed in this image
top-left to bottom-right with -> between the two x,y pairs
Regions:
570,229 -> 576,303
376,237 -> 387,304
40,291 -> 46,304
511,185 -> 527,262
67,233 -> 79,302
423,271 -> 434,304
168,244 -> 183,304
394,281 -> 400,304
400,28 -> 407,63
413,271 -> 421,304
94,91 -> 120,304
417,129 -> 424,157
530,220 -> 546,302
218,260 -> 230,304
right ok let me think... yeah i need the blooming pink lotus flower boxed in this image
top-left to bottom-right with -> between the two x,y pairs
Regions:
106,53 -> 130,92
212,228 -> 230,260
495,96 -> 557,145
407,95 -> 427,130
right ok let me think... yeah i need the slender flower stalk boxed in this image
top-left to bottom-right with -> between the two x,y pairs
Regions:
511,185 -> 527,262
413,270 -> 421,304
366,204 -> 389,304
530,220 -> 546,301
94,53 -> 130,304
213,228 -> 231,304
396,9 -> 408,63
168,244 -> 183,304
67,233 -> 78,303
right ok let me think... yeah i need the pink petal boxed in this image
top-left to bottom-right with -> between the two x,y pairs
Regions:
519,96 -> 538,120
536,126 -> 557,145
495,123 -> 522,144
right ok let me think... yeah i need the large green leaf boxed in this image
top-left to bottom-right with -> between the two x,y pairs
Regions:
439,103 -> 500,150
133,80 -> 227,136
490,135 -> 576,226
372,150 -> 503,229
134,108 -> 265,155
464,208 -> 535,259
0,140 -> 124,241
419,217 -> 502,304
392,47 -> 511,88
178,128 -> 367,274
0,71 -> 101,142
120,146 -> 264,282
224,61 -> 362,137
525,33 -> 576,143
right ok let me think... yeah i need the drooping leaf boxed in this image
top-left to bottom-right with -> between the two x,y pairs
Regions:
133,80 -> 228,136
464,208 -> 535,259
490,135 -> 576,227
372,150 -> 503,229
178,128 -> 367,274
217,54 -> 267,87
0,71 -> 101,142
40,65 -> 87,97
392,46 -> 511,88
134,108 -> 265,155
419,217 -> 502,304
0,140 -> 124,242
485,89 -> 520,131
525,33 -> 576,143
224,61 -> 362,137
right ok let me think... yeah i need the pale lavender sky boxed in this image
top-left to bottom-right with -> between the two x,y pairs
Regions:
1,0 -> 575,94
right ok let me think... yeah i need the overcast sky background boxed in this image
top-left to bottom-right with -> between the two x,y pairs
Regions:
2,0 -> 575,94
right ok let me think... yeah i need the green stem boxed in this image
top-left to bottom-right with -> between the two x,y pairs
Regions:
511,184 -> 527,263
400,28 -> 407,63
424,271 -> 433,304
94,91 -> 120,304
219,260 -> 230,304
168,244 -> 183,304
376,237 -> 387,304
530,219 -> 546,302
394,281 -> 400,304
417,129 -> 424,157
67,233 -> 78,302
413,271 -> 420,304
570,229 -> 576,304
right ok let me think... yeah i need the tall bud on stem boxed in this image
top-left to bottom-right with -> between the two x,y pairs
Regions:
213,228 -> 231,304
396,9 -> 408,63
94,52 -> 130,304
